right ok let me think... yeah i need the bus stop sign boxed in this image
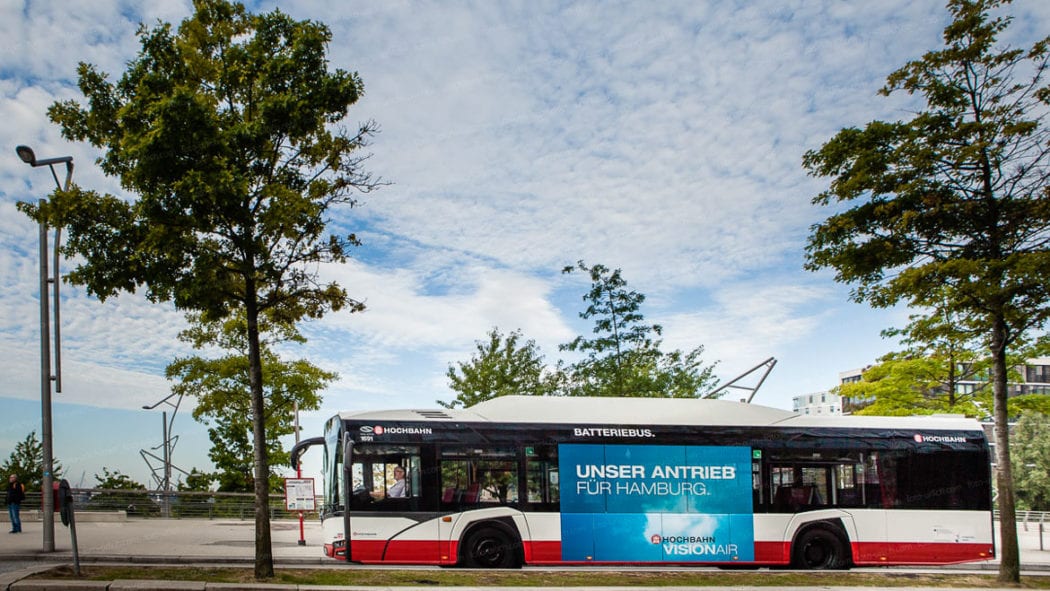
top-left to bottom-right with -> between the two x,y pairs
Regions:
284,478 -> 316,511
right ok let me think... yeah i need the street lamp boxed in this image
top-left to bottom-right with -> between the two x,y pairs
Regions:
141,392 -> 186,518
15,145 -> 73,553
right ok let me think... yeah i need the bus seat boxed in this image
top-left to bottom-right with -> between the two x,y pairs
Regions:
463,483 -> 480,503
442,487 -> 456,503
808,485 -> 824,505
774,485 -> 814,512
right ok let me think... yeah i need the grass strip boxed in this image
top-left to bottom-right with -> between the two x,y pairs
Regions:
32,565 -> 1050,588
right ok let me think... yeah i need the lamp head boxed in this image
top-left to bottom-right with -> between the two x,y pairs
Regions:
15,145 -> 35,165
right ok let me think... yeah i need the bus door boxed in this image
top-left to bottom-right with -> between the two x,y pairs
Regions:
437,446 -> 523,563
769,453 -> 881,562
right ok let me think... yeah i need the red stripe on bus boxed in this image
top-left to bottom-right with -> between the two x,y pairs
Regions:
850,542 -> 993,565
523,540 -> 562,562
338,539 -> 991,567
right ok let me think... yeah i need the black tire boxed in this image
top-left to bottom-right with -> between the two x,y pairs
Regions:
792,527 -> 849,570
462,526 -> 520,569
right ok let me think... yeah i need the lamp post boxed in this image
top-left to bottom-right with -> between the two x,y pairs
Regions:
141,392 -> 185,518
15,145 -> 73,553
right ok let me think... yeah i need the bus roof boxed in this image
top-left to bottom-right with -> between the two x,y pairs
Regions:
337,395 -> 983,431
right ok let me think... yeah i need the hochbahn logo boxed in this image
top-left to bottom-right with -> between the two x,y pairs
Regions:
359,425 -> 433,436
914,434 -> 966,443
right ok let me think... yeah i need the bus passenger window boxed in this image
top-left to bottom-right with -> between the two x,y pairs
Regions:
527,446 -> 559,508
440,447 -> 518,507
835,461 -> 864,507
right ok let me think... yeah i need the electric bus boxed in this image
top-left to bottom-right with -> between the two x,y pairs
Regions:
290,395 -> 994,569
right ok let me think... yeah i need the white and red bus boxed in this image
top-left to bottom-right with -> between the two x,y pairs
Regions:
290,395 -> 994,569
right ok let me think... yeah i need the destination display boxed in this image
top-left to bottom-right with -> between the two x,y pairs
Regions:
558,443 -> 754,562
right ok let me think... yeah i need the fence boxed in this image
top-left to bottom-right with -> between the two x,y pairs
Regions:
14,491 -> 1050,529
17,489 -> 322,520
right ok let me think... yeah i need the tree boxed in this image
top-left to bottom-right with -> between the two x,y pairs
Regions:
0,431 -> 62,494
167,313 -> 334,492
841,352 -> 992,417
803,1 -> 1050,581
1012,411 -> 1050,511
94,468 -> 146,490
440,327 -> 557,408
30,0 -> 380,577
178,469 -> 215,492
88,468 -> 156,516
559,261 -> 719,397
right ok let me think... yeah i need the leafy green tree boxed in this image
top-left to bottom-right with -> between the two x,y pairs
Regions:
167,314 -> 334,493
94,468 -> 145,490
441,328 -> 557,408
0,431 -> 62,494
1010,393 -> 1050,416
842,352 -> 992,417
559,261 -> 718,397
803,1 -> 1050,580
1012,411 -> 1050,511
88,468 -> 156,516
178,469 -> 215,492
32,0 -> 379,577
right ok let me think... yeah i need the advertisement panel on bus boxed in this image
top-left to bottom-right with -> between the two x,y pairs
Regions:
559,443 -> 754,562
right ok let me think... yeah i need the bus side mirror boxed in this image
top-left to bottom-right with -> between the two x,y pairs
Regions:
290,437 -> 325,470
342,432 -> 353,469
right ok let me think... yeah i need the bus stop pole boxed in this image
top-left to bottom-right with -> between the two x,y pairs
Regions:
68,505 -> 80,576
295,402 -> 305,546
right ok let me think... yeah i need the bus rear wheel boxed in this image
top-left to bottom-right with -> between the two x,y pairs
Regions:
462,526 -> 520,569
792,527 -> 848,570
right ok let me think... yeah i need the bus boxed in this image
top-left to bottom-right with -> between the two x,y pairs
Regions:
290,395 -> 994,569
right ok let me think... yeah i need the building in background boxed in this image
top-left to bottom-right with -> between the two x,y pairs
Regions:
839,367 -> 871,414
839,358 -> 1050,414
792,390 -> 842,416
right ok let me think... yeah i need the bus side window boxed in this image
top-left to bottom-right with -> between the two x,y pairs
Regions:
440,447 -> 518,507
526,446 -> 559,509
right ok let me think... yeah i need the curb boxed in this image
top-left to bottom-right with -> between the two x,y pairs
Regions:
0,555 -> 327,566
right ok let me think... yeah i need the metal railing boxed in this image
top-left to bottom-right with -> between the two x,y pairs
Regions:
993,509 -> 1050,524
9,490 -> 1048,528
12,489 -> 321,520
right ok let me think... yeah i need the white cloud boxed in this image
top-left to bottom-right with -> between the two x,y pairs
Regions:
0,0 -> 1047,465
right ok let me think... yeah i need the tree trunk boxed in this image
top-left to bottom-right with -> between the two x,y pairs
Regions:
246,287 -> 274,579
991,320 -> 1019,584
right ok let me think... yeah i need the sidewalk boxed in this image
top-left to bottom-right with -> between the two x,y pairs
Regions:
4,517 -> 1050,567
0,517 -> 325,564
2,517 -> 1050,589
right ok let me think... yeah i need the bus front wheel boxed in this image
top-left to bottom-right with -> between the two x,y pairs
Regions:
462,526 -> 520,569
792,527 -> 849,570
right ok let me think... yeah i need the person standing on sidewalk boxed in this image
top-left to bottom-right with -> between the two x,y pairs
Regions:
6,474 -> 25,533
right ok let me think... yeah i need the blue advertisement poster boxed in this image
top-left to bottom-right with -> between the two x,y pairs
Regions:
559,443 -> 755,562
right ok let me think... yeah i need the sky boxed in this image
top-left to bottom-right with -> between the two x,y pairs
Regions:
2,0 -> 1049,488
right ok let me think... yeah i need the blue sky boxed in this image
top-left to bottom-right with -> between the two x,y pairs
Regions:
2,0 -> 1049,487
